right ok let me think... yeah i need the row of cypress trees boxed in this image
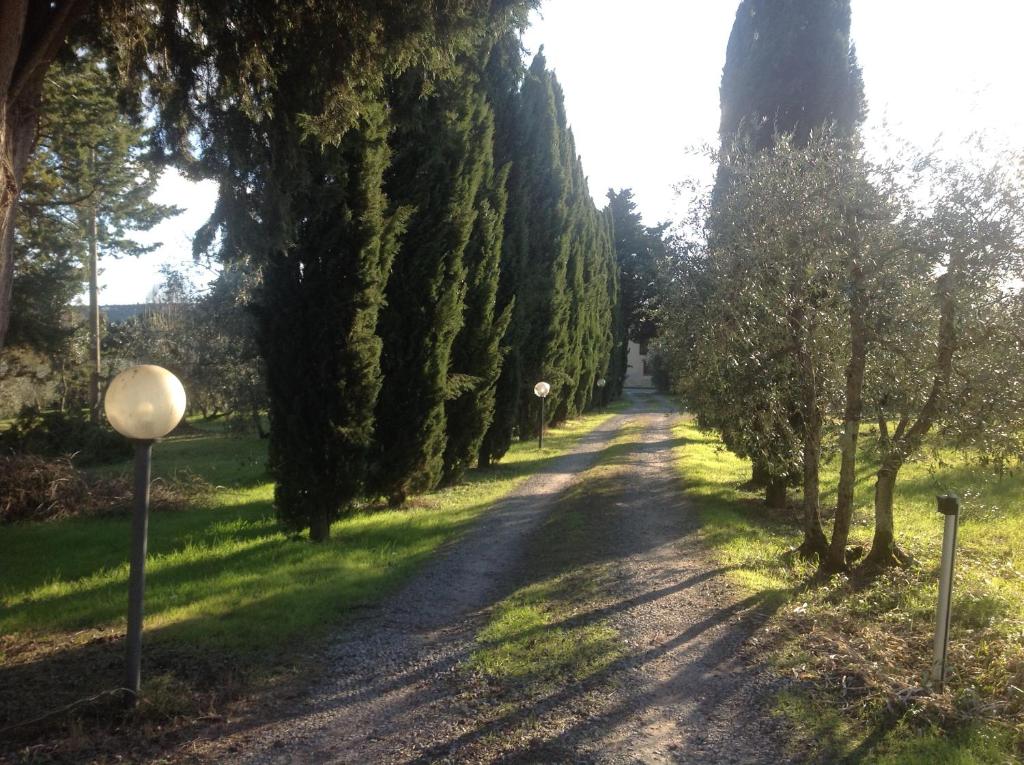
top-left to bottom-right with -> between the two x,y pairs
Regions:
480,46 -> 620,467
268,37 -> 621,534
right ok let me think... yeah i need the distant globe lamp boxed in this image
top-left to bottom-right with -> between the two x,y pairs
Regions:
533,381 -> 551,449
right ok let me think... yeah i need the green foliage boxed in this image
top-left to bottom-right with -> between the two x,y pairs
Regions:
480,32 -> 530,466
12,49 -> 177,354
443,73 -> 513,483
0,408 -> 130,466
373,67 -> 492,502
605,188 -> 663,345
480,41 -> 619,462
253,105 -> 407,541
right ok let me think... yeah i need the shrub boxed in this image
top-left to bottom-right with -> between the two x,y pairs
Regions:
0,408 -> 130,465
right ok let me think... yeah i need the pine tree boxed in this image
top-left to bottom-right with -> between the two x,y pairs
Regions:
14,51 -> 178,419
372,69 -> 492,504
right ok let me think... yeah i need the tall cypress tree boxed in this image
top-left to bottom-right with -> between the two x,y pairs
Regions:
443,85 -> 512,483
171,3 -> 533,540
480,32 -> 529,466
254,103 -> 407,542
514,51 -> 573,436
372,69 -> 491,504
719,0 -> 865,151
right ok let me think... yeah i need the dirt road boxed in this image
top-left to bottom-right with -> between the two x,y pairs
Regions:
185,391 -> 790,764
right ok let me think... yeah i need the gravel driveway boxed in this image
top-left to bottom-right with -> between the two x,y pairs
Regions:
182,391 -> 791,764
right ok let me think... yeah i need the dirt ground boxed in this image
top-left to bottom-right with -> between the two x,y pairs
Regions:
169,391 -> 793,764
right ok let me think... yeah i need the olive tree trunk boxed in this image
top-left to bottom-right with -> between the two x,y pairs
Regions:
823,254 -> 867,573
865,270 -> 958,568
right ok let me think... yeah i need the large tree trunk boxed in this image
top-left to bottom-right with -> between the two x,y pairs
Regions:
824,255 -> 867,573
0,94 -> 37,349
1,0 -> 90,349
765,476 -> 788,509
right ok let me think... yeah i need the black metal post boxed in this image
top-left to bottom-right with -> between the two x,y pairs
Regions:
538,396 -> 545,450
125,440 -> 153,703
931,494 -> 960,691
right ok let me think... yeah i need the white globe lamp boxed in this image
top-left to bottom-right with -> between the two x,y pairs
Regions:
104,365 -> 186,704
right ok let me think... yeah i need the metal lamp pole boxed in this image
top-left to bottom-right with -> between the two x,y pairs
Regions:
930,494 -> 961,691
539,396 -> 545,449
125,440 -> 154,698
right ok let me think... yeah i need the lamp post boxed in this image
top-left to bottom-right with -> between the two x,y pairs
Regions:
104,365 -> 186,704
596,377 -> 607,410
533,381 -> 550,449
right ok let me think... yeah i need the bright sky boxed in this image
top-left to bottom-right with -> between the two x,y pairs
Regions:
96,0 -> 1024,304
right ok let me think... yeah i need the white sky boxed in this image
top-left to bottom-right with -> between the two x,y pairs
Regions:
95,0 -> 1024,304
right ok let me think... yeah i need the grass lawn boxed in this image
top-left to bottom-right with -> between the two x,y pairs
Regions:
0,408 -> 617,755
674,416 -> 1024,763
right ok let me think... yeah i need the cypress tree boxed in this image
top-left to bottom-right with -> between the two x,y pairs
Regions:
161,3 -> 535,540
255,103 -> 407,542
372,70 -> 490,504
443,87 -> 512,483
514,51 -> 573,436
606,189 -> 662,346
719,0 -> 865,151
480,33 -> 529,466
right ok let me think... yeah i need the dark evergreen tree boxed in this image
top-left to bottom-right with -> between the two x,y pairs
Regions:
513,51 -> 574,435
606,189 -> 663,344
480,35 -> 530,465
122,1 -> 535,540
443,78 -> 512,483
372,69 -> 492,504
719,0 -> 865,151
252,104 -> 407,542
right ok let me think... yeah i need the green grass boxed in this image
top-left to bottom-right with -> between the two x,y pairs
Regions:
467,425 -> 641,694
673,415 -> 1024,763
1,410 -> 616,659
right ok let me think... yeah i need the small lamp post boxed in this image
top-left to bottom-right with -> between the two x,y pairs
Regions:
596,377 -> 607,410
104,365 -> 186,703
533,381 -> 550,449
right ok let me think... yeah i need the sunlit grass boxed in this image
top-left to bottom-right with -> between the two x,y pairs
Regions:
0,410 -> 616,656
673,415 -> 1024,762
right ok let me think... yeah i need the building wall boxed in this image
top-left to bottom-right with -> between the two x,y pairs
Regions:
625,340 -> 654,389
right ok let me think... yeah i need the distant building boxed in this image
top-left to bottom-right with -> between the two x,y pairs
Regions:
625,340 -> 655,389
